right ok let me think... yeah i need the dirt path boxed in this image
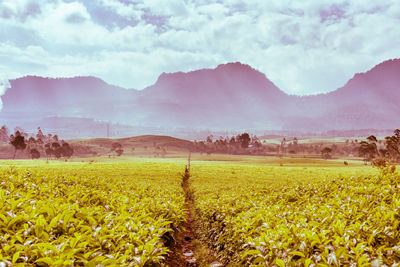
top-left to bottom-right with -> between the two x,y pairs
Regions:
165,166 -> 222,266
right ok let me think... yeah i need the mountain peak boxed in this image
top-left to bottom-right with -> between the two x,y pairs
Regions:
215,62 -> 257,71
340,58 -> 400,91
370,58 -> 400,71
156,62 -> 261,81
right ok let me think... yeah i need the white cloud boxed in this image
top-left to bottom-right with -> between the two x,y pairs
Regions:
0,77 -> 11,110
97,0 -> 143,19
0,0 -> 399,97
140,0 -> 188,17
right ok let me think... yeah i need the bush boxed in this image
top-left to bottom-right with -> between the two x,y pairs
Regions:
372,158 -> 396,175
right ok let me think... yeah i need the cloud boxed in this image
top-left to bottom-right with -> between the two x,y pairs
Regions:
96,0 -> 143,20
0,0 -> 42,21
0,0 -> 399,96
0,77 -> 11,110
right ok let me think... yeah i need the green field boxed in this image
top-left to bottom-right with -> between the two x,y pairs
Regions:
0,161 -> 186,266
1,156 -> 399,266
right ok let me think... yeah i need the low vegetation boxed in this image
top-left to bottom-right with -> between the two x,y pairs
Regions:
191,164 -> 400,265
1,128 -> 400,265
0,162 -> 185,265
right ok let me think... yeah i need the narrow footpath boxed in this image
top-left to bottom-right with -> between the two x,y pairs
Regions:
165,164 -> 223,266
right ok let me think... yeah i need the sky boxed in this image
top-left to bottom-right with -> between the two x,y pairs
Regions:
0,0 -> 400,100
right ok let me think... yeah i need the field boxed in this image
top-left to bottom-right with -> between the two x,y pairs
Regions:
0,161 -> 186,266
1,156 -> 399,266
191,164 -> 400,265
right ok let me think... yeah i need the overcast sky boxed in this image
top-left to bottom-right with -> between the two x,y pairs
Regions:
0,0 -> 400,97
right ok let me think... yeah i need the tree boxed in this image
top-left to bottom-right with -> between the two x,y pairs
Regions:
61,142 -> 74,158
385,129 -> 400,163
30,148 -> 40,159
51,142 -> 63,159
229,137 -> 236,146
321,147 -> 332,159
359,135 -> 379,163
0,125 -> 9,142
45,143 -> 54,159
280,137 -> 287,157
36,127 -> 45,144
10,131 -> 27,159
237,133 -> 251,149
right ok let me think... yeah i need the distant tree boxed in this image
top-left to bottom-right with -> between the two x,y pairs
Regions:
30,148 -> 40,159
0,125 -> 9,142
280,137 -> 287,157
253,140 -> 262,149
237,133 -> 251,149
54,148 -> 63,159
14,127 -> 28,138
385,129 -> 400,163
292,137 -> 299,154
10,131 -> 27,159
28,136 -> 36,144
359,135 -> 379,163
36,127 -> 45,144
61,142 -> 74,158
45,143 -> 54,159
51,142 -> 60,150
367,135 -> 378,143
321,147 -> 332,159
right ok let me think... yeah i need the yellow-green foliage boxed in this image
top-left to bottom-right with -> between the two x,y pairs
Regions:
191,164 -> 400,265
0,162 -> 185,266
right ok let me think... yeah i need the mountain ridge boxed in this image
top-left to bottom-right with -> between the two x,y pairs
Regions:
1,58 -> 400,135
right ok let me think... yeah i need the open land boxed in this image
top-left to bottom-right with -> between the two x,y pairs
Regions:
1,148 -> 398,266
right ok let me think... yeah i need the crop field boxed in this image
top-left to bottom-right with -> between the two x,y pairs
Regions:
191,164 -> 400,265
0,161 -> 185,266
1,158 -> 399,266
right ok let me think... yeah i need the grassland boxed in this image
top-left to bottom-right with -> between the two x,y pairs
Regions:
0,156 -> 398,266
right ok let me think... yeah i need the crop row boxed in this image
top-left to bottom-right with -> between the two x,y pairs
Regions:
0,162 -> 185,266
191,164 -> 400,265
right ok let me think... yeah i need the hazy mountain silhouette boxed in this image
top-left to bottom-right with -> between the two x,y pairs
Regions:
284,58 -> 400,131
137,62 -> 288,128
1,59 -> 399,136
1,76 -> 138,124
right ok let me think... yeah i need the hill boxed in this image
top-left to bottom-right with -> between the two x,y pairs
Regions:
1,76 -> 138,128
1,59 -> 400,137
70,135 -> 194,158
284,59 -> 400,131
0,135 -> 193,159
137,62 -> 288,128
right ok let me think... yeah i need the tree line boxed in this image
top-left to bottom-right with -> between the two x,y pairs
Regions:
193,131 -> 400,162
193,133 -> 359,158
193,133 -> 262,155
0,125 -> 73,159
358,129 -> 400,165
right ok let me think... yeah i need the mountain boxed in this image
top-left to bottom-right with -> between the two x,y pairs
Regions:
285,58 -> 400,131
1,76 -> 138,123
1,59 -> 400,137
137,62 -> 288,128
